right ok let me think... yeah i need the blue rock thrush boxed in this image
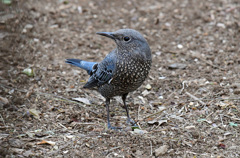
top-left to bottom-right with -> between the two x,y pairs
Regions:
66,29 -> 152,129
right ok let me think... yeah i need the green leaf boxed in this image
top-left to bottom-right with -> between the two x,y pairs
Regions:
197,119 -> 206,122
2,0 -> 12,4
229,122 -> 238,127
22,68 -> 35,77
131,126 -> 140,130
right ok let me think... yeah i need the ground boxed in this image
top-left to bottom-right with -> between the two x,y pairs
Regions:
0,0 -> 240,157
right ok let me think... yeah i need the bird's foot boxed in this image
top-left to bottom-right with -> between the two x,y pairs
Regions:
126,118 -> 138,127
107,124 -> 122,131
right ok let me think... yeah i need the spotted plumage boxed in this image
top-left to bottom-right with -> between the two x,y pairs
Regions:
65,29 -> 152,130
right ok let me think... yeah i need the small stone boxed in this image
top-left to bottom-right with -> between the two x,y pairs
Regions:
77,6 -> 82,14
23,150 -> 34,157
234,89 -> 240,95
0,96 -> 9,105
177,44 -> 183,49
63,150 -> 69,154
25,24 -> 33,29
217,23 -> 226,29
165,22 -> 171,27
145,84 -> 151,90
168,63 -> 187,69
66,135 -> 74,139
155,51 -> 162,56
189,102 -> 194,106
34,38 -> 39,42
135,150 -> 144,156
158,95 -> 163,99
185,125 -> 195,129
85,143 -> 90,147
155,145 -> 169,156
22,28 -> 27,33
22,24 -> 33,33
158,76 -> 166,80
142,90 -> 150,96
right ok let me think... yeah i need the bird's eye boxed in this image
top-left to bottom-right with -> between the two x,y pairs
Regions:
123,36 -> 130,41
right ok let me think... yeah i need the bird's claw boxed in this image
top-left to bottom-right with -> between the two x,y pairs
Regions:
127,118 -> 138,127
108,124 -> 122,131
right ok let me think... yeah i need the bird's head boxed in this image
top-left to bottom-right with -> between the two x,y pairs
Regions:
97,29 -> 151,60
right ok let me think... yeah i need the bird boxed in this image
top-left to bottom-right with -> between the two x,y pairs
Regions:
65,29 -> 152,130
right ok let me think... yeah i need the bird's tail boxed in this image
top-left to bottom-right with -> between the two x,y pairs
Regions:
65,59 -> 97,75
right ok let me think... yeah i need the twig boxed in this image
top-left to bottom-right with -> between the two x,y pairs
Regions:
206,112 -> 214,118
151,128 -> 168,132
0,84 -> 27,93
185,91 -> 205,105
73,122 -> 98,125
149,140 -> 152,156
106,147 -> 121,157
180,80 -> 188,93
51,96 -> 99,115
143,107 -> 166,119
219,114 -> 224,126
189,51 -> 226,71
58,123 -> 68,129
185,150 -> 208,156
0,84 -> 99,115
184,104 -> 188,112
47,142 -> 72,156
150,124 -> 155,131
108,146 -> 121,151
0,114 -> 6,126
85,117 -> 105,122
137,105 -> 140,120
162,49 -> 178,54
201,97 -> 240,101
137,122 -> 142,130
223,115 -> 240,121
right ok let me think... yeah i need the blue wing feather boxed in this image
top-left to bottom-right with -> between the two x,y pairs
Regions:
65,49 -> 116,89
65,59 -> 97,75
83,50 -> 116,88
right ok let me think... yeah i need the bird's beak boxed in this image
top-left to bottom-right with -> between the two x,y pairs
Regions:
96,32 -> 115,40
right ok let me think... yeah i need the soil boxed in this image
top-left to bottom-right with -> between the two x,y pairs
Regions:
0,0 -> 240,157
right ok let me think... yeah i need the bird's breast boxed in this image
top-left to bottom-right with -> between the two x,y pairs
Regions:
114,56 -> 151,89
98,53 -> 151,98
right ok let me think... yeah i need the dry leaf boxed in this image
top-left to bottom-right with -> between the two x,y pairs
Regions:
148,119 -> 167,125
29,109 -> 41,119
131,129 -> 148,134
155,145 -> 169,156
72,97 -> 91,105
37,140 -> 56,146
0,96 -> 9,105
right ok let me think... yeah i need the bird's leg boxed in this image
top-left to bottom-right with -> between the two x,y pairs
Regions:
122,93 -> 137,126
106,98 -> 121,130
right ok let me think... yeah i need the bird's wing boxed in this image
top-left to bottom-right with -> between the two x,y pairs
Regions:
83,50 -> 116,88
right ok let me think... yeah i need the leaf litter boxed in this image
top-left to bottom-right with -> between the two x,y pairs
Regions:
0,0 -> 240,157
